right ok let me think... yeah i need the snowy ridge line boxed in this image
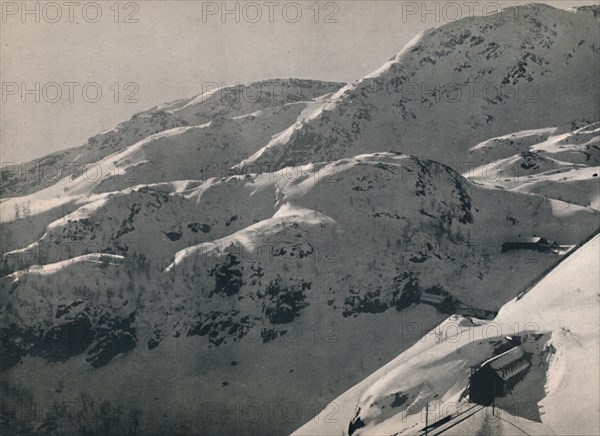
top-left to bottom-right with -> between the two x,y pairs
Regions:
515,225 -> 600,301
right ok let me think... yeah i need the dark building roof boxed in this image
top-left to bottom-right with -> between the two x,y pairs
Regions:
506,236 -> 550,244
469,346 -> 532,405
487,347 -> 530,381
501,236 -> 559,252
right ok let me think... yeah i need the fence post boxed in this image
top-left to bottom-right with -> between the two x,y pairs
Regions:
492,381 -> 496,416
425,402 -> 429,436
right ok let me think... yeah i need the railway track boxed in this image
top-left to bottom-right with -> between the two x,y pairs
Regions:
417,404 -> 486,436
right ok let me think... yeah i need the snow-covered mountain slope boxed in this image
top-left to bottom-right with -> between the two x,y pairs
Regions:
1,153 -> 598,434
1,174 -> 281,272
0,89 -> 341,255
3,152 -> 597,282
296,232 -> 600,436
238,4 -> 599,172
467,122 -> 600,209
1,4 -> 599,435
0,79 -> 344,199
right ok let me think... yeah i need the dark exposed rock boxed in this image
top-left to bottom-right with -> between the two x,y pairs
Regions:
188,222 -> 212,233
209,253 -> 244,297
262,278 -> 310,324
0,310 -> 137,371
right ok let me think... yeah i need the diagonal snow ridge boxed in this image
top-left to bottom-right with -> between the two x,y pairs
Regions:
165,203 -> 335,272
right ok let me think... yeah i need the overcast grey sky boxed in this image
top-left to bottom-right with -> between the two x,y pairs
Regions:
1,0 -> 595,163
